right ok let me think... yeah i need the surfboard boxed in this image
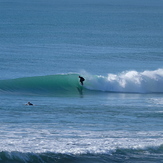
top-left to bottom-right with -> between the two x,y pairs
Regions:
77,85 -> 83,95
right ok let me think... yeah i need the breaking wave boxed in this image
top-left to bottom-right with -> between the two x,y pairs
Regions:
84,68 -> 163,93
0,145 -> 163,163
0,69 -> 163,95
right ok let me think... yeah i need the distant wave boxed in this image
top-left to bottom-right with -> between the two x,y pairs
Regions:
0,69 -> 163,95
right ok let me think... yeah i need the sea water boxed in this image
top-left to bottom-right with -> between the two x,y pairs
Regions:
0,0 -> 163,162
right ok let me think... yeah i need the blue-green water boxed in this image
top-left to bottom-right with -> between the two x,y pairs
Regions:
0,0 -> 163,162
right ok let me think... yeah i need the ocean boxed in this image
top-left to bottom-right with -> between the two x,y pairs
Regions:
0,0 -> 163,162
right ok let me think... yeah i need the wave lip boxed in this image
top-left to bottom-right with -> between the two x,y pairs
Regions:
85,69 -> 163,93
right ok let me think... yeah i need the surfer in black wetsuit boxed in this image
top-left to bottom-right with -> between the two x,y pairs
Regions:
26,102 -> 34,106
79,76 -> 85,85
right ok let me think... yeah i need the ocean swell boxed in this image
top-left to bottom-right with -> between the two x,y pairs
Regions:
0,73 -> 82,95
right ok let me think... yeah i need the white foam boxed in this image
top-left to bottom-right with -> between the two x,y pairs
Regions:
0,126 -> 162,154
84,69 -> 163,93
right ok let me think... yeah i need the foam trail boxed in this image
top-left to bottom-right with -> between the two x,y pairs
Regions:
84,69 -> 163,93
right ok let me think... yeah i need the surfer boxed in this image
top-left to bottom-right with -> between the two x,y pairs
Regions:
26,102 -> 34,106
79,76 -> 85,85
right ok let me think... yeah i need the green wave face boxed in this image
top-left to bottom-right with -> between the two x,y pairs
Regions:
0,74 -> 83,96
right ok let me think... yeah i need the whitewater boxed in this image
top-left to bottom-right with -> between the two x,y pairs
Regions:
85,69 -> 163,93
